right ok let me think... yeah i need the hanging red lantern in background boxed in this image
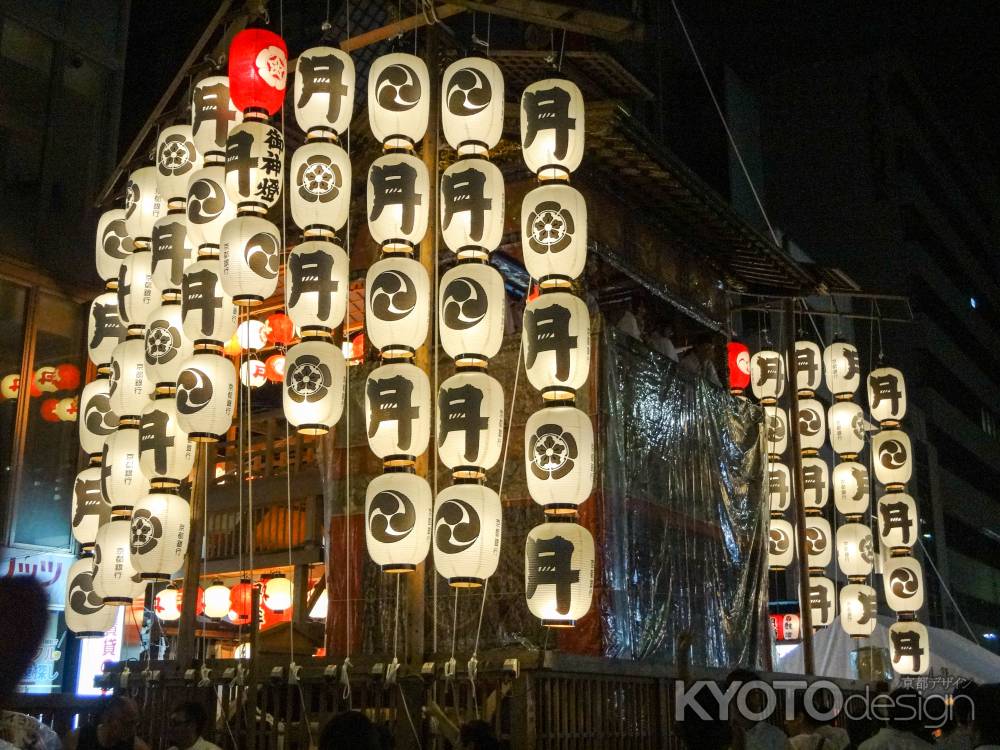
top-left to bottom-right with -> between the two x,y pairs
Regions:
55,363 -> 81,391
727,341 -> 751,394
228,578 -> 255,625
264,354 -> 285,382
228,29 -> 288,115
264,313 -> 295,346
40,398 -> 60,422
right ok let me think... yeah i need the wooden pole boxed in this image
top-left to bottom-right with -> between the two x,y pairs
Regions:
784,299 -> 815,675
176,443 -> 209,666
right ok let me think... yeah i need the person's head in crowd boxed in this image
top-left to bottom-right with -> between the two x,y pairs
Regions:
99,696 -> 142,747
691,332 -> 717,362
318,711 -> 384,750
460,720 -> 499,750
0,577 -> 47,705
973,683 -> 1000,747
167,701 -> 210,750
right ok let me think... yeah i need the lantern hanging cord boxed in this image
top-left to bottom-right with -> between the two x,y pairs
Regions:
432,96 -> 443,657
342,25 -> 355,678
670,0 -> 781,249
449,586 -> 459,661
421,0 -> 440,25
557,28 -> 567,73
393,574 -> 401,661
800,300 -> 827,349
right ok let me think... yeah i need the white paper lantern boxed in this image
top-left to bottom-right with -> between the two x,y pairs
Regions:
795,340 -> 822,396
750,350 -> 785,403
433,483 -> 502,587
763,406 -> 788,457
768,518 -> 795,569
809,575 -> 837,627
768,462 -> 791,514
884,556 -> 925,613
823,342 -> 861,399
203,580 -> 231,619
186,163 -> 238,249
0,374 -> 18,400
96,209 -> 133,282
79,377 -> 118,456
154,586 -> 182,622
284,338 -> 346,435
285,240 -> 349,332
150,215 -> 195,292
368,53 -> 430,148
93,518 -> 144,604
797,398 -> 826,454
367,152 -> 430,251
129,491 -> 190,580
523,292 -> 591,400
144,299 -> 194,386
88,291 -> 126,367
294,46 -> 355,136
224,118 -> 284,211
124,166 -> 164,243
877,493 -> 918,552
801,456 -> 829,510
181,255 -> 240,344
889,621 -> 930,675
240,359 -> 267,388
236,319 -> 267,350
828,401 -> 865,458
873,430 -> 912,488
33,366 -> 58,394
525,521 -> 594,627
175,351 -> 236,441
191,75 -> 242,156
438,262 -> 504,367
365,471 -> 433,572
832,461 -> 870,516
868,366 -> 907,426
804,516 -> 832,570
521,183 -> 588,283
263,574 -> 293,612
840,583 -> 877,637
108,335 -> 153,418
117,248 -> 158,328
72,466 -> 111,549
139,397 -> 195,484
289,141 -> 351,233
100,423 -> 149,512
520,79 -> 585,179
65,557 -> 118,637
155,125 -> 201,203
365,255 -> 430,357
525,405 -> 594,513
437,371 -> 504,478
440,158 -> 504,257
365,362 -> 431,463
219,214 -> 280,305
836,523 -> 874,577
441,57 -> 504,155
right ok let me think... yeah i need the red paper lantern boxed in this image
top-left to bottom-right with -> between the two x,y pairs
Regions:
727,341 -> 751,393
351,332 -> 365,362
228,578 -> 256,625
177,586 -> 206,617
228,29 -> 288,115
264,354 -> 285,382
40,398 -> 60,422
54,363 -> 81,391
264,313 -> 295,345
28,379 -> 42,398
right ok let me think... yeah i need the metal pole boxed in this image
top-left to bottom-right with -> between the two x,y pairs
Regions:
784,298 -> 815,675
176,443 -> 208,666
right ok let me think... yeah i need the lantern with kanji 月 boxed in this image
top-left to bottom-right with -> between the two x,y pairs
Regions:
768,462 -> 791,514
805,516 -> 832,570
263,573 -> 292,612
367,152 -> 430,251
144,296 -> 193,387
227,578 -> 255,624
440,158 -> 504,258
727,341 -> 751,394
433,482 -> 502,587
521,183 -> 587,284
240,359 -> 267,388
365,362 -> 431,465
139,396 -> 195,486
801,456 -> 829,510
155,125 -> 201,204
290,141 -> 351,234
797,398 -> 826,455
437,371 -> 504,479
151,215 -> 195,293
65,556 -> 118,636
368,53 -> 430,149
191,75 -> 242,157
441,57 -> 504,156
72,466 -> 110,550
823,341 -> 861,399
154,585 -> 181,621
130,491 -> 190,580
365,255 -> 430,357
96,209 -> 133,282
877,493 -> 918,552
285,240 -> 349,333
889,621 -> 930,675
438,262 -> 505,367
884,556 -> 925,613
224,119 -> 284,211
175,350 -> 237,442
108,334 -> 153,418
100,422 -> 149,513
868,366 -> 907,426
795,340 -> 822,396
873,430 -> 912,489
264,354 -> 285,382
828,401 -> 865,458
124,166 -> 164,244
88,290 -> 126,367
228,28 -> 287,116
283,337 -> 346,435
809,575 -> 837,627
750,350 -> 785,404
220,214 -> 281,305
768,519 -> 795,570
763,406 -> 788,457
840,583 -> 878,637
365,471 -> 433,573
117,246 -> 158,329
181,253 -> 240,344
523,291 -> 591,400
832,461 -> 870,516
525,405 -> 594,514
294,46 -> 355,137
836,523 -> 874,577
520,78 -> 585,180
79,376 -> 118,456
525,521 -> 594,627
92,518 -> 145,604
186,162 -> 238,249
203,580 -> 231,619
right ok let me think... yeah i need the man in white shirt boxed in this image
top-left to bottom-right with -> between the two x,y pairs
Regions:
166,702 -> 221,750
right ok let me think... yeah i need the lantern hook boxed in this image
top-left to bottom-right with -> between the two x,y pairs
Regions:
443,656 -> 457,681
385,657 -> 400,685
466,655 -> 479,685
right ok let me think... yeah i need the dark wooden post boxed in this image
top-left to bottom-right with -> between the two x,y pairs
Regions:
176,443 -> 209,666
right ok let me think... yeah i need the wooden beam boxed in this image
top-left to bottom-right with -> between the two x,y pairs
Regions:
338,4 -> 464,52
446,0 -> 644,42
176,444 -> 209,666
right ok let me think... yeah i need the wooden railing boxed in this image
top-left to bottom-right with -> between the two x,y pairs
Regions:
7,693 -> 104,737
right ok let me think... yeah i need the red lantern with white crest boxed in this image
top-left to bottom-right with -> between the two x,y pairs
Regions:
727,341 -> 750,394
228,29 -> 288,116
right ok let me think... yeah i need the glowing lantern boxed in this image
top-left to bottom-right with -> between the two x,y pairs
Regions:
368,53 -> 429,148
763,406 -> 788,457
33,366 -> 58,393
283,338 -> 346,435
768,519 -> 795,570
867,366 -> 907,426
364,471 -> 433,572
264,354 -> 285,382
872,430 -> 912,489
228,579 -> 255,624
190,75 -> 242,156
88,290 -> 126,367
365,255 -> 430,357
220,215 -> 281,305
262,573 -> 293,612
801,456 -> 829,510
768,462 -> 791,514
154,586 -> 181,621
264,313 -> 295,345
797,398 -> 826,455
889,621 -> 930,675
750,350 -> 785,404
151,215 -> 194,292
240,359 -> 267,388
144,298 -> 194,386
224,119 -> 284,211
804,516 -> 832,570
832,461 -> 870,516
522,291 -> 591,400
72,466 -> 110,549
79,377 -> 118,456
155,125 -> 201,204
108,335 -> 152,418
440,158 -> 504,258
55,363 -> 81,391
175,351 -> 237,441
365,362 -> 430,464
0,374 -> 19,400
823,342 -> 860,399
234,642 -> 252,659
290,141 -> 351,233
92,518 -> 144,604
65,556 -> 118,636
55,396 -> 78,422
285,240 -> 349,333
294,46 -> 355,136
181,254 -> 240,344
884,556 -> 925,613
828,401 -> 865,458
366,152 -> 430,251
124,166 -> 164,244
186,163 -> 237,249
308,589 -> 328,620
100,423 -> 149,513
441,57 -> 504,155
877,493 -> 918,552
139,397 -> 195,485
525,521 -> 594,627
432,483 -> 501,587
236,319 -> 267,351
40,398 -> 60,422
118,247 -> 159,329
520,78 -> 584,179
203,580 -> 231,619
840,583 -> 878,637
228,28 -> 288,116
521,183 -> 587,284
727,341 -> 751,393
96,209 -> 133,282
525,405 -> 594,513
437,371 -> 504,479
794,340 -> 822,396
836,523 -> 874,577
223,335 -> 242,357
130,491 -> 190,580
438,262 -> 505,367
808,575 -> 836,627
771,613 -> 801,642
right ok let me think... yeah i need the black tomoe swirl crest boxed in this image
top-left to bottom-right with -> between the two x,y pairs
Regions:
441,277 -> 487,330
369,270 -> 416,321
434,497 -> 480,554
368,490 -> 416,544
375,64 -> 421,112
446,67 -> 491,116
176,367 -> 213,414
